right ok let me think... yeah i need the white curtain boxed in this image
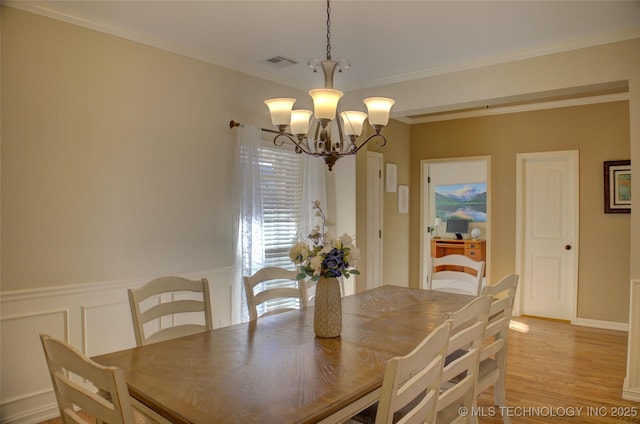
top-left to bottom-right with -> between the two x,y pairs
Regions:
231,124 -> 264,324
231,125 -> 327,323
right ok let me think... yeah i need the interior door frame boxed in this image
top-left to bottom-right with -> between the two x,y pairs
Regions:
420,156 -> 491,289
367,151 -> 384,290
514,150 -> 579,322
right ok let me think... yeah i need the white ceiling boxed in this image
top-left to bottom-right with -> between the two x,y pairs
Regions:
9,0 -> 640,112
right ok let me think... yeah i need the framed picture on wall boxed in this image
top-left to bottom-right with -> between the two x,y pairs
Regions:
604,160 -> 631,213
386,163 -> 397,192
434,183 -> 487,222
398,185 -> 409,214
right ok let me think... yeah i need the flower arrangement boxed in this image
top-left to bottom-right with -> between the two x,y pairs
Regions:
289,201 -> 360,281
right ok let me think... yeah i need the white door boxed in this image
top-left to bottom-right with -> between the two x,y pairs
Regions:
517,151 -> 578,321
367,152 -> 383,289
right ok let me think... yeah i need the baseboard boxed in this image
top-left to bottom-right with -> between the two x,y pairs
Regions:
573,317 -> 629,332
623,379 -> 640,402
0,403 -> 59,424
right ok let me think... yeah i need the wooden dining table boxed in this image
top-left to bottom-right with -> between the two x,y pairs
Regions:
93,285 -> 474,424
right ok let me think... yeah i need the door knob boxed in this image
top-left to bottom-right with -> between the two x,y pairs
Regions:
565,244 -> 572,250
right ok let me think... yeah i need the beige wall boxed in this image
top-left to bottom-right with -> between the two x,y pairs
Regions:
364,119 -> 412,289
409,101 -> 631,323
350,38 -> 640,284
349,37 -> 639,391
0,7 -> 306,291
380,120 -> 412,287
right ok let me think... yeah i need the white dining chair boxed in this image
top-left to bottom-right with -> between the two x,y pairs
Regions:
40,334 -> 140,424
244,267 -> 308,320
128,276 -> 213,346
475,274 -> 519,424
431,254 -> 485,296
350,320 -> 453,424
437,295 -> 490,423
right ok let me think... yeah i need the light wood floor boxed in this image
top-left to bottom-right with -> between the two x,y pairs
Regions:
40,316 -> 639,424
476,316 -> 639,423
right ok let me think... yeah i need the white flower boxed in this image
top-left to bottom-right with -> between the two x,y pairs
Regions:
289,241 -> 310,262
339,233 -> 354,248
288,201 -> 360,281
310,256 -> 324,275
349,246 -> 360,262
320,244 -> 333,255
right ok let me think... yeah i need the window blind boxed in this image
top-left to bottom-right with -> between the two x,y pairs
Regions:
257,145 -> 304,312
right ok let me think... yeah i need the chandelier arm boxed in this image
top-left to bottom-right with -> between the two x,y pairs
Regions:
273,133 -> 313,155
336,113 -> 345,153
313,121 -> 322,153
340,133 -> 387,157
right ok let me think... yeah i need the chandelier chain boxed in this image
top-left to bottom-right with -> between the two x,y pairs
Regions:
326,0 -> 331,60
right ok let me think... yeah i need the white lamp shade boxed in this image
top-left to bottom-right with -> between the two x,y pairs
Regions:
264,98 -> 296,126
340,111 -> 368,136
309,89 -> 343,120
363,97 -> 395,126
290,109 -> 312,135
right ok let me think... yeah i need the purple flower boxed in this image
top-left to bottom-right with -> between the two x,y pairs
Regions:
322,248 -> 348,278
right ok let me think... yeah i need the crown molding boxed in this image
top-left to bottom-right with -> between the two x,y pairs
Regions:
405,92 -> 629,124
344,28 -> 640,91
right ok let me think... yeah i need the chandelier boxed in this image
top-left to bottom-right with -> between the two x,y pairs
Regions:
264,0 -> 395,171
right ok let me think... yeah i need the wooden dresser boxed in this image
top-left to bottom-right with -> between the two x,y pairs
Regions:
431,239 -> 486,275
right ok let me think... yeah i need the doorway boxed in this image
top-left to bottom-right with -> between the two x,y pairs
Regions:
515,151 -> 579,322
367,152 -> 383,290
420,157 -> 491,289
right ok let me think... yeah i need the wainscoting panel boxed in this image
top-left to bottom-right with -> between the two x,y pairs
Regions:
0,267 -> 234,424
83,300 -> 137,358
1,309 -> 68,424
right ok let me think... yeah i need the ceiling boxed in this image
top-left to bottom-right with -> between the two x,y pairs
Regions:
9,0 -> 640,117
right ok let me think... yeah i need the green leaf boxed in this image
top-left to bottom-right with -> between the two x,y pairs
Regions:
296,272 -> 307,280
350,270 -> 361,275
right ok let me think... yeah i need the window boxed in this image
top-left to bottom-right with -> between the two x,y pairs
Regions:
253,144 -> 304,315
258,145 -> 304,269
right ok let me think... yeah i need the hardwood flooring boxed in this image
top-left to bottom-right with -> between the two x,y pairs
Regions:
476,316 -> 639,423
40,316 -> 638,424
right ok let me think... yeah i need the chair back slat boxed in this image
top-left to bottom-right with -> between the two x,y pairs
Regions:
476,274 -> 519,423
432,254 -> 485,296
129,276 -> 213,346
40,334 -> 136,424
437,295 -> 490,420
375,320 -> 452,424
244,267 -> 307,320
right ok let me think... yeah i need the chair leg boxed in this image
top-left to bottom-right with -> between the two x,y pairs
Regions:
494,380 -> 511,424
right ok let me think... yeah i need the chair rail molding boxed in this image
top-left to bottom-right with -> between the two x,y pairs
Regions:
0,267 -> 234,424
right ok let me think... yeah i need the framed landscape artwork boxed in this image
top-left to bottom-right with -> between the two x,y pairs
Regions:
604,160 -> 631,214
435,183 -> 487,222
